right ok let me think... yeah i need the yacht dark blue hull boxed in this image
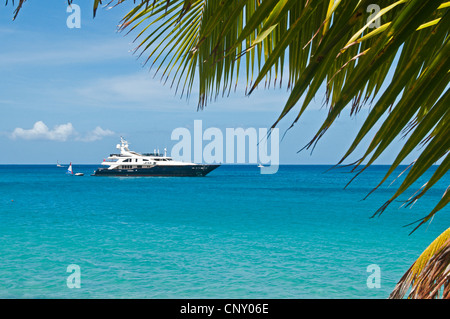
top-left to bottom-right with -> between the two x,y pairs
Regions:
92,164 -> 220,177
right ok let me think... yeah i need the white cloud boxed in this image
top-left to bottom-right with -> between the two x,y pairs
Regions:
10,121 -> 114,142
11,121 -> 75,141
76,126 -> 115,142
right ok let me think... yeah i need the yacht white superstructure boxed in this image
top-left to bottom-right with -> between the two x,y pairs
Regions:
92,137 -> 219,177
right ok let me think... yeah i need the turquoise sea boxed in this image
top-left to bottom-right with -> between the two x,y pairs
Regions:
0,164 -> 448,299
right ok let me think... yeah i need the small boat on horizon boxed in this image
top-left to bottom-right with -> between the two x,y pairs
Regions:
56,161 -> 65,168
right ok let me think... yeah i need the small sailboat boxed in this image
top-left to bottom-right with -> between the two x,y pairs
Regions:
67,163 -> 73,175
257,163 -> 264,168
67,163 -> 84,176
57,160 -> 65,168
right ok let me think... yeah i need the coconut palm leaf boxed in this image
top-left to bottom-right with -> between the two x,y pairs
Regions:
113,0 -> 449,228
390,227 -> 450,299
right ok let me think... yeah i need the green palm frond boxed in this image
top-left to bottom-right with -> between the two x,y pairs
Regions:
115,0 -> 449,230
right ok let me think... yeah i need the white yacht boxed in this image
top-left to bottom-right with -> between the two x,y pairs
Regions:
92,137 -> 219,177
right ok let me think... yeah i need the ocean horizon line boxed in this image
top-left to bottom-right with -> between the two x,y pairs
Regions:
0,163 -> 431,167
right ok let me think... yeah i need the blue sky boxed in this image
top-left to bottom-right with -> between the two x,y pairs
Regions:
0,1 -> 419,165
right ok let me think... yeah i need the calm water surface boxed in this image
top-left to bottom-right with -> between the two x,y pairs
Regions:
0,164 -> 448,298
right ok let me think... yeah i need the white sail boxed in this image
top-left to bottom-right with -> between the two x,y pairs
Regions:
67,163 -> 73,175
